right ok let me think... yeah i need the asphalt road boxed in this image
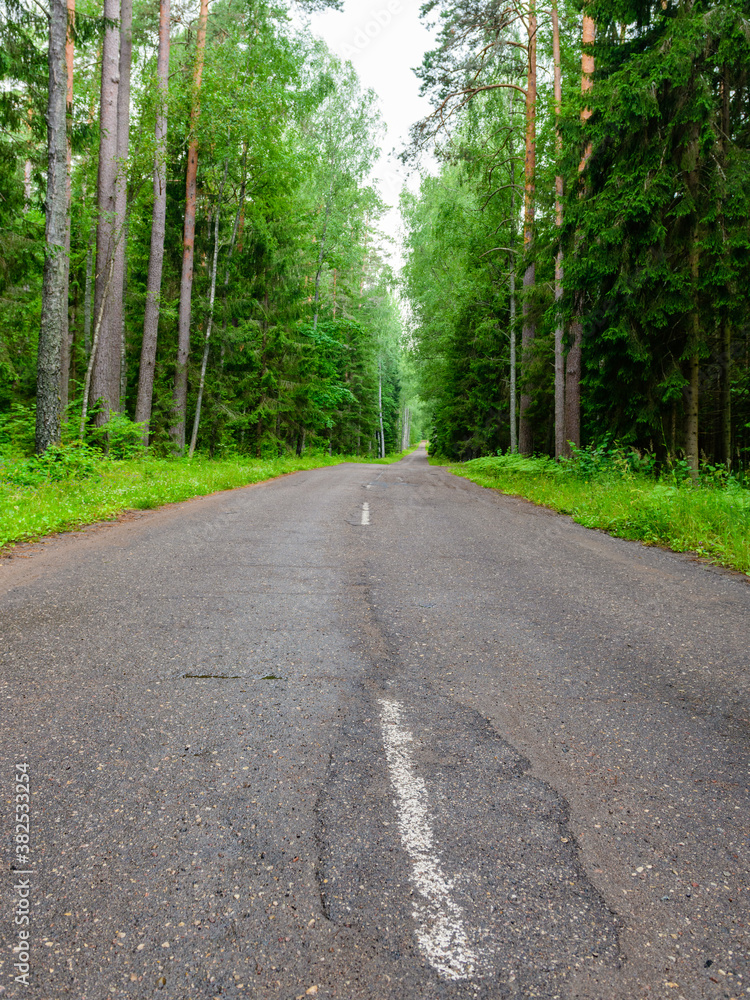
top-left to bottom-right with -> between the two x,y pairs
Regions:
0,444 -> 748,1000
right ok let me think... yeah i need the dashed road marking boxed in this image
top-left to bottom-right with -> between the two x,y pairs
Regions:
361,503 -> 370,525
378,698 -> 482,980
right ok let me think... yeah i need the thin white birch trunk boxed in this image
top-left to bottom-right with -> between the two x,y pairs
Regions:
189,160 -> 228,458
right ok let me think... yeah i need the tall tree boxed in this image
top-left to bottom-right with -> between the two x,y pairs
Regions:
88,0 -> 122,424
134,0 -> 170,441
171,0 -> 209,452
517,0 -> 536,455
36,0 -> 68,453
59,0 -> 74,417
563,8 -> 594,454
112,0 -> 133,410
551,0 -> 564,459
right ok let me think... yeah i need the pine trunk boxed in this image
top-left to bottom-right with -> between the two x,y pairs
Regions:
171,0 -> 209,452
83,222 -> 94,355
508,90 -> 517,455
719,67 -> 731,468
721,320 -> 731,467
59,0 -> 75,418
111,0 -> 133,412
135,0 -> 170,442
684,236 -> 700,479
552,0 -> 565,459
684,120 -> 701,479
36,0 -> 68,453
563,10 -> 596,454
564,319 -> 582,450
685,348 -> 699,478
89,0 -> 122,424
518,0 -> 536,456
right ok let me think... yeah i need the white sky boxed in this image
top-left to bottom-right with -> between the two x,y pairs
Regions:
307,0 -> 439,270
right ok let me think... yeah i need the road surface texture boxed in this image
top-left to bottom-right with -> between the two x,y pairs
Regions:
0,445 -> 748,1000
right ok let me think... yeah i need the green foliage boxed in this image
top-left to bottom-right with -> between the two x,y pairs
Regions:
1,441 -> 102,486
87,410 -> 147,460
404,0 -> 750,470
562,0 -> 750,460
401,112 -> 518,460
0,402 -> 36,458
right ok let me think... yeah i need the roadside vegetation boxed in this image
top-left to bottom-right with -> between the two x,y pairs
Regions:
437,445 -> 750,575
0,413 -> 416,549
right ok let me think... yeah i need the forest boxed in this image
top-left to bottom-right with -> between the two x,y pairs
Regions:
402,0 -> 750,471
0,0 -> 415,462
1,0 -> 749,476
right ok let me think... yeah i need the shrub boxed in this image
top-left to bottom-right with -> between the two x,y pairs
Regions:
1,441 -> 102,486
87,410 -> 146,460
0,403 -> 36,459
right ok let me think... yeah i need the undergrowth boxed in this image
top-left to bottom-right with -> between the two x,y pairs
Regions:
436,447 -> 750,575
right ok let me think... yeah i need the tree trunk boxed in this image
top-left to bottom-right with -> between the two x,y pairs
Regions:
552,0 -> 565,459
83,218 -> 94,355
563,10 -> 596,454
508,90 -> 517,455
518,0 -> 536,456
112,0 -> 132,412
135,0 -> 170,443
59,0 -> 75,418
684,227 -> 700,479
80,255 -> 115,436
685,347 -> 699,478
579,13 -> 595,167
36,0 -> 68,454
684,118 -> 701,480
89,0 -> 122,424
718,66 -> 731,468
24,103 -> 33,209
189,159 -> 228,458
721,320 -> 731,467
378,360 -> 385,458
509,265 -> 517,454
171,0 -> 209,452
564,320 -> 582,450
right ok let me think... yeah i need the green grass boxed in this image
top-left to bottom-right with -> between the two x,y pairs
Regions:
0,448 -> 416,550
435,453 -> 750,575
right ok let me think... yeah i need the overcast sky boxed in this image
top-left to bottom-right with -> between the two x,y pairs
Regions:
307,0 -> 440,269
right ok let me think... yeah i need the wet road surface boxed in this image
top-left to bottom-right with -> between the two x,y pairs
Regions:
0,445 -> 748,999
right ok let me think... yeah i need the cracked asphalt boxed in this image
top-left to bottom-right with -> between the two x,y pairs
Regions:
0,444 -> 748,1000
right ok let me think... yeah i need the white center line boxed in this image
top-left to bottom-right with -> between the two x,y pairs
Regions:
361,503 -> 370,525
378,699 -> 482,980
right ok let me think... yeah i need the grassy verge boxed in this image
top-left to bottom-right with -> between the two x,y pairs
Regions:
0,448 -> 416,550
435,453 -> 750,575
